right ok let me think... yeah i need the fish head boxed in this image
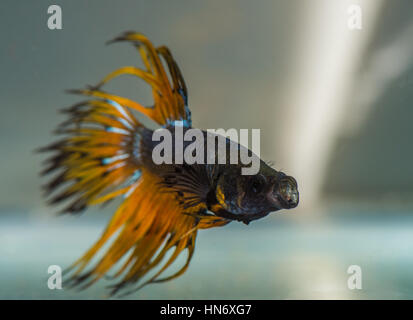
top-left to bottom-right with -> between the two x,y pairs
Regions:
214,163 -> 299,222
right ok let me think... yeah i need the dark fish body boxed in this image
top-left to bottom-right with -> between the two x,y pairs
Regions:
139,126 -> 298,224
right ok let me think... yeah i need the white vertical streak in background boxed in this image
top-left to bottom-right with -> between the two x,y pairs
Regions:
277,0 -> 384,212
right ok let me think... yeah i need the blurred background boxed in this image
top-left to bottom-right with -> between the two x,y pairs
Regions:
1,0 -> 413,299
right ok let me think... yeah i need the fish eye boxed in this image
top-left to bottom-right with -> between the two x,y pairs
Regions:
251,174 -> 266,193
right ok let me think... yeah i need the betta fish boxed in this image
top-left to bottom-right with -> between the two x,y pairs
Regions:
39,32 -> 299,296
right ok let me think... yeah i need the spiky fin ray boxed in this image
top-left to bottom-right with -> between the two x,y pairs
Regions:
95,31 -> 190,127
65,170 -> 199,295
40,99 -> 140,213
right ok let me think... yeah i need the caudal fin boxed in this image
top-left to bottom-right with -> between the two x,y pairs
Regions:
39,98 -> 143,213
39,32 -> 228,295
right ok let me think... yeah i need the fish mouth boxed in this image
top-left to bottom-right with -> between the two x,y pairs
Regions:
268,180 -> 299,209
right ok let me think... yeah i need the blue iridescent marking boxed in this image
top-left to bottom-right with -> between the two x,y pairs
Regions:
166,119 -> 191,128
106,126 -> 130,135
117,117 -> 134,130
132,132 -> 141,160
123,169 -> 142,198
178,88 -> 188,106
130,169 -> 141,183
102,153 -> 129,165
105,99 -> 133,123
